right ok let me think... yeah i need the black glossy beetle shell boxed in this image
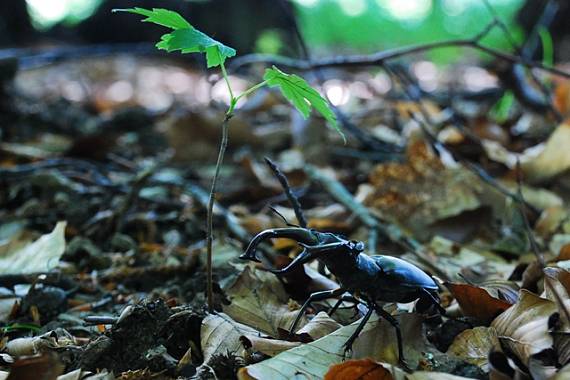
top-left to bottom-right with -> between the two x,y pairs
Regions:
372,256 -> 438,290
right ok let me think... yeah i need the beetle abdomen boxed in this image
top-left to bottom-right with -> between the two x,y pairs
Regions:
372,255 -> 438,290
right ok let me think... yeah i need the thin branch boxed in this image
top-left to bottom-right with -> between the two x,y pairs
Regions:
264,157 -> 307,228
229,23 -> 570,79
206,113 -> 231,312
482,0 -> 560,120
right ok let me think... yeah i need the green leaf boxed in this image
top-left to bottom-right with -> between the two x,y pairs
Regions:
263,66 -> 343,140
113,7 -> 236,68
157,28 -> 236,68
112,8 -> 190,30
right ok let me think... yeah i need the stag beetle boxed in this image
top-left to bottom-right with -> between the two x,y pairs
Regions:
240,227 -> 443,367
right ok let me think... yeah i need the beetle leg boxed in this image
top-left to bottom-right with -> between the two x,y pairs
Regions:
420,288 -> 446,315
342,303 -> 374,357
289,288 -> 345,336
329,294 -> 360,317
371,304 -> 411,372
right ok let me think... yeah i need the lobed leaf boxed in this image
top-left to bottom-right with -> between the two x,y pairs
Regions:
113,7 -> 190,30
113,7 -> 236,68
157,28 -> 236,68
263,66 -> 343,140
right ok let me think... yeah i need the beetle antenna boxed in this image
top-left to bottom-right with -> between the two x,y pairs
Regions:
268,205 -> 300,228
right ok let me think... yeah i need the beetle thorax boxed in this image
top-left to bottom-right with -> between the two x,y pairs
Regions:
318,250 -> 359,280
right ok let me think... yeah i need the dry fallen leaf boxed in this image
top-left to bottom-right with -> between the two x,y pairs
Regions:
5,329 -> 76,357
521,122 -> 570,183
240,335 -> 301,357
491,290 -> 556,366
223,266 -> 308,337
447,326 -> 499,371
324,358 -> 393,380
446,282 -> 512,322
0,222 -> 66,275
542,267 -> 570,367
293,311 -> 342,341
201,313 -> 259,366
6,353 -> 64,380
238,313 -> 430,379
365,141 -> 483,239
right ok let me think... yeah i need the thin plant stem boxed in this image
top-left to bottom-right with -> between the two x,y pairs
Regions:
219,57 -> 234,101
234,80 -> 268,104
206,113 -> 231,312
205,58 -> 267,312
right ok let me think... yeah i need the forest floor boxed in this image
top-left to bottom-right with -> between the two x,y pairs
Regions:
1,46 -> 570,380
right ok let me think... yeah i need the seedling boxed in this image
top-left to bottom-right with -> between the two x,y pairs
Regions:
114,7 -> 342,311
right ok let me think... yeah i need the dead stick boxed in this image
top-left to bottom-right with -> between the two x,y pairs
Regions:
230,23 -> 570,79
264,157 -> 307,228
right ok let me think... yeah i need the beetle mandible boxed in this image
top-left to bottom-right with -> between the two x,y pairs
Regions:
239,226 -> 443,367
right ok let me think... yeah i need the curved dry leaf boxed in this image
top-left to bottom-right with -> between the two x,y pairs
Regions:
544,267 -> 570,301
446,282 -> 512,322
201,313 -> 259,365
351,313 -> 429,367
222,266 -> 308,336
521,122 -> 570,183
447,327 -> 499,371
324,359 -> 393,380
543,268 -> 570,367
491,290 -> 556,366
6,352 -> 64,380
5,330 -> 76,357
551,362 -> 570,380
480,280 -> 520,305
527,355 -> 557,380
536,207 -> 568,238
294,311 -> 342,342
0,222 -> 66,275
240,335 -> 300,357
238,313 -> 430,380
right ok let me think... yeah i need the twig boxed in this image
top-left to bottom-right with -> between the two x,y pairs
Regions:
482,0 -> 560,120
0,43 -> 179,70
264,157 -> 307,228
0,158 -> 113,187
83,316 -> 118,325
229,23 -> 570,79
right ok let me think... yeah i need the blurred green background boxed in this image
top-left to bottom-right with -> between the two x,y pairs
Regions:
25,0 -> 524,63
